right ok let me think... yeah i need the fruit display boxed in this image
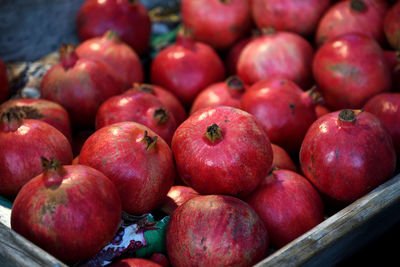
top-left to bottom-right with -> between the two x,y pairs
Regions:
1,0 -> 400,266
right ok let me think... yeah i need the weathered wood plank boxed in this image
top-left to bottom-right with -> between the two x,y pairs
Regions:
255,173 -> 400,267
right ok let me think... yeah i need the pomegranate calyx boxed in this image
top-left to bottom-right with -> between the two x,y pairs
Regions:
135,83 -> 155,94
338,109 -> 363,122
141,130 -> 158,151
177,27 -> 195,48
350,0 -> 367,12
104,30 -> 121,43
226,76 -> 244,91
261,27 -> 276,35
220,0 -> 231,4
41,157 -> 66,187
306,86 -> 325,106
153,107 -> 170,124
60,44 -> 78,70
205,123 -> 222,143
0,107 -> 26,132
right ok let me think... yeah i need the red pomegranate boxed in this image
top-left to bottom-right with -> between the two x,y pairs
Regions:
0,58 -> 9,103
300,109 -> 396,203
245,169 -> 324,248
240,78 -> 318,155
160,185 -> 200,215
76,0 -> 151,55
149,253 -> 170,267
79,122 -> 175,215
384,1 -> 400,50
76,30 -> 144,89
0,98 -> 72,142
166,195 -> 268,267
11,159 -> 121,264
150,30 -> 225,106
364,93 -> 400,155
312,34 -> 392,110
110,258 -> 162,267
0,108 -> 73,198
124,83 -> 187,126
237,29 -> 314,88
95,90 -> 177,145
224,37 -> 253,75
271,144 -> 297,172
252,0 -> 331,36
181,0 -> 251,50
172,106 -> 273,197
190,76 -> 246,115
40,44 -> 124,129
315,0 -> 388,46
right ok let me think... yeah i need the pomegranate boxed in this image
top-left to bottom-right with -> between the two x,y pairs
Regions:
167,195 -> 268,267
79,122 -> 175,215
315,0 -> 388,46
224,37 -> 252,75
312,34 -> 392,110
0,58 -> 8,103
150,30 -> 225,106
240,78 -> 318,155
364,93 -> 400,155
124,83 -> 187,126
237,29 -> 314,88
11,158 -> 121,264
0,108 -> 73,198
76,0 -> 151,55
300,109 -> 396,203
172,106 -> 273,197
384,1 -> 400,50
40,44 -> 124,129
245,169 -> 324,248
149,253 -> 170,267
76,30 -> 144,89
160,185 -> 200,215
252,0 -> 331,36
181,0 -> 251,50
271,144 -> 297,172
110,258 -> 162,267
0,98 -> 72,142
95,91 -> 177,145
190,76 -> 246,115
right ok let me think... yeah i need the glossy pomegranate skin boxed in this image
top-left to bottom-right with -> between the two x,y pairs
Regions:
124,83 -> 187,126
240,78 -> 317,155
0,58 -> 9,103
384,1 -> 400,50
190,76 -> 246,115
315,0 -> 388,46
312,34 -> 392,110
246,169 -> 324,248
166,195 -> 268,267
181,0 -> 251,50
252,0 -> 331,36
172,106 -> 273,197
300,110 -> 396,203
11,164 -> 121,264
95,91 -> 177,145
0,118 -> 72,199
0,98 -> 72,142
271,144 -> 297,172
150,34 -> 225,106
76,31 -> 144,89
110,258 -> 163,267
237,31 -> 314,88
40,46 -> 124,129
364,93 -> 400,154
160,185 -> 200,215
149,253 -> 170,267
79,122 -> 175,215
76,0 -> 151,55
224,37 -> 252,75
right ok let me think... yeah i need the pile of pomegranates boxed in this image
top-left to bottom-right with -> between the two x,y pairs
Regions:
1,0 -> 400,266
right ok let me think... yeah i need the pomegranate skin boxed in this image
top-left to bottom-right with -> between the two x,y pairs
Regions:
312,34 -> 392,110
181,0 -> 251,50
172,106 -> 273,197
240,78 -> 317,155
237,31 -> 314,88
364,93 -> 400,155
245,169 -> 324,248
0,58 -> 9,103
76,0 -> 151,55
252,0 -> 331,36
271,144 -> 297,172
160,185 -> 200,215
76,31 -> 144,89
166,195 -> 268,267
315,0 -> 388,46
300,110 -> 396,203
11,164 -> 121,264
384,1 -> 400,50
150,34 -> 225,106
0,98 -> 72,142
79,122 -> 175,215
0,118 -> 73,199
110,258 -> 162,267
